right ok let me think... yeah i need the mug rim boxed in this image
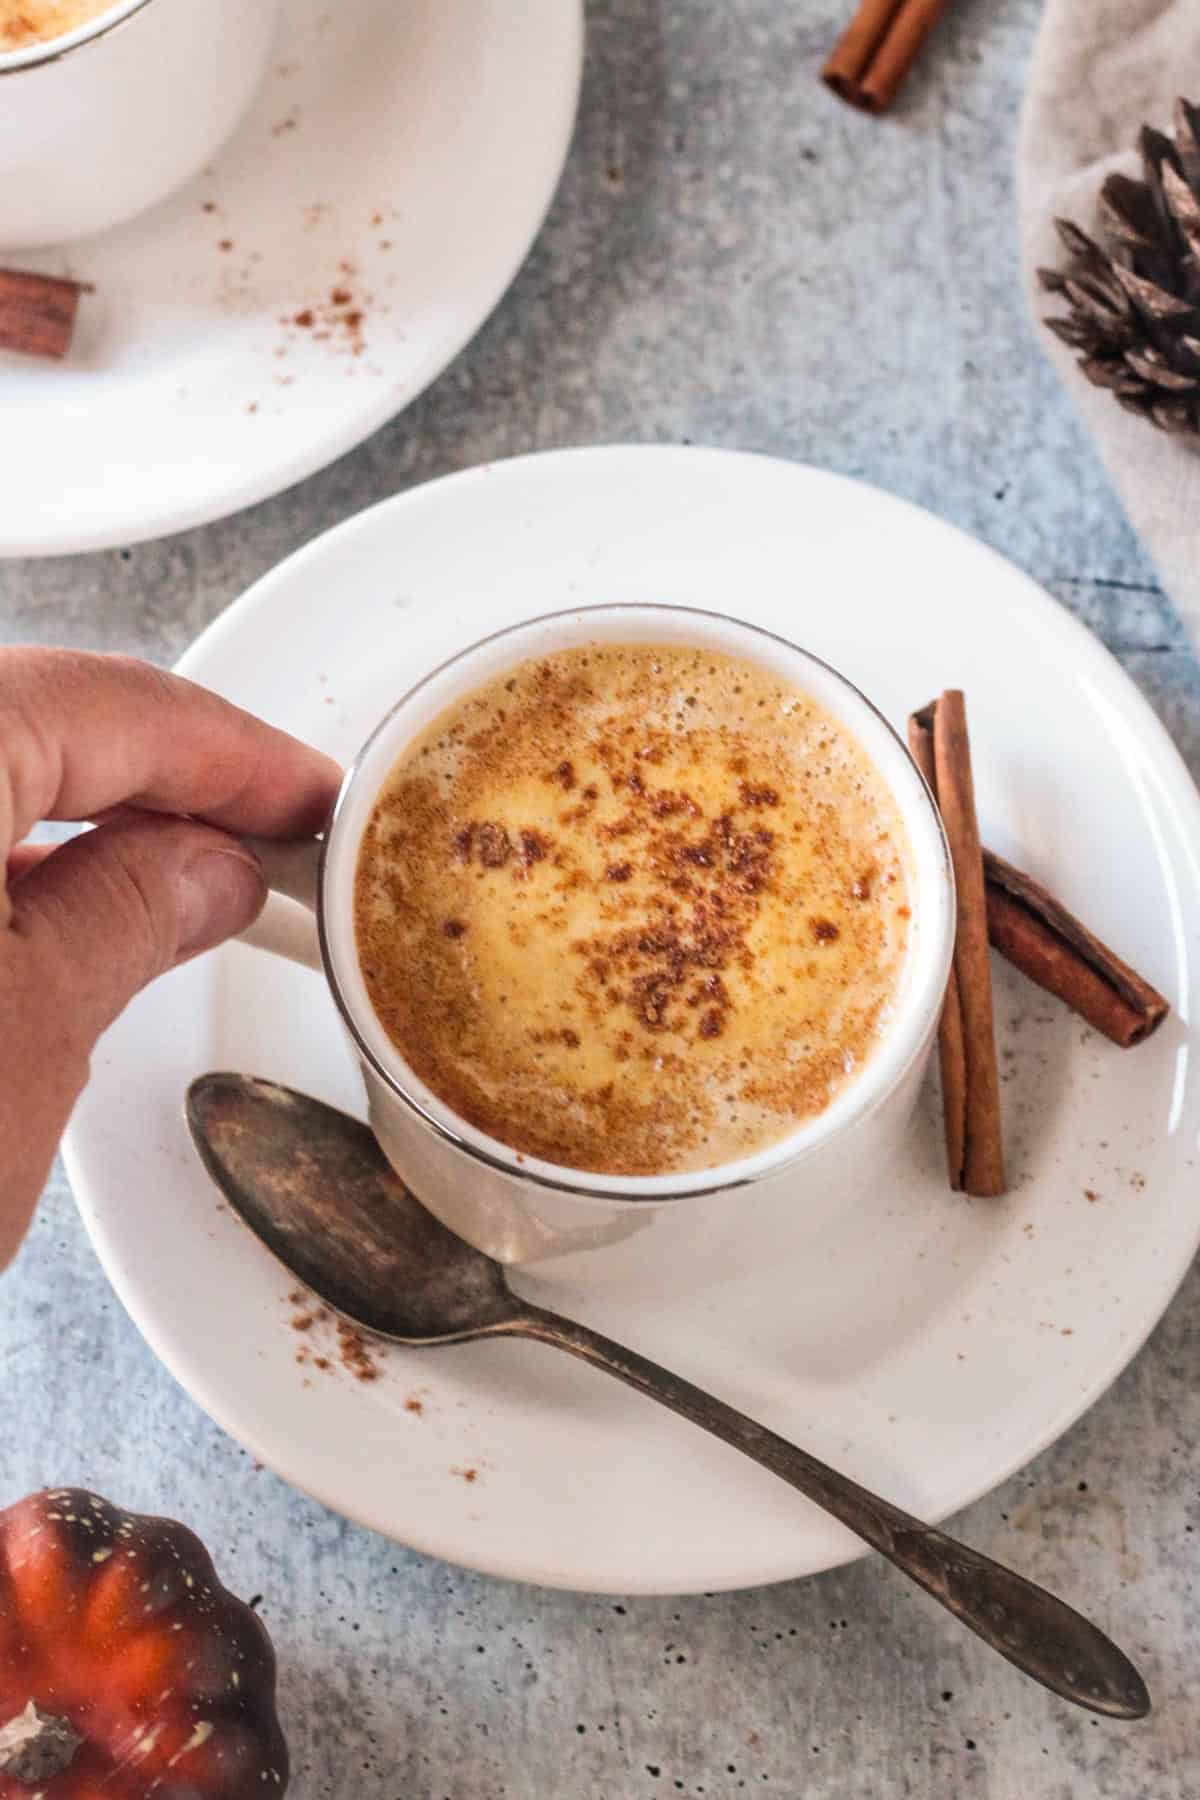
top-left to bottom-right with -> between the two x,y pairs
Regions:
316,603 -> 955,1206
0,0 -> 154,74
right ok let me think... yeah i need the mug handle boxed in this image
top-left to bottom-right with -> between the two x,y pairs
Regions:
236,837 -> 323,971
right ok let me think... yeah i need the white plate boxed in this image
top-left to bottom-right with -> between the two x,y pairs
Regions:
64,447 -> 1200,1595
0,0 -> 582,557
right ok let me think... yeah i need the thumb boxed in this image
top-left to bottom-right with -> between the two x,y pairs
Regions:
12,813 -> 267,1044
1,815 -> 266,1269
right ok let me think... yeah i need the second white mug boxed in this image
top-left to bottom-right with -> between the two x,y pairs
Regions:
0,0 -> 283,248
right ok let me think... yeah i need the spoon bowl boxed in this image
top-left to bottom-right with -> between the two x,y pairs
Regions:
187,1073 -> 518,1342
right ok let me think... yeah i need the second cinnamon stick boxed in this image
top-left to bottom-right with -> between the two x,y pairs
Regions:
983,851 -> 1168,1048
823,0 -> 955,115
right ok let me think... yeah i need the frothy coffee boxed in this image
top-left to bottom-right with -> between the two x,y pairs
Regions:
1,0 -> 113,49
354,644 -> 912,1177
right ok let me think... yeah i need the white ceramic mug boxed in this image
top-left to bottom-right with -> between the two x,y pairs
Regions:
244,605 -> 955,1280
0,0 -> 283,248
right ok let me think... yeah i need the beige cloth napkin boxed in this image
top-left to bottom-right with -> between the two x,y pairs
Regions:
1018,0 -> 1200,642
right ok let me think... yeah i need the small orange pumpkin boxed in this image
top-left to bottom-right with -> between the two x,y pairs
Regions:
0,1489 -> 288,1799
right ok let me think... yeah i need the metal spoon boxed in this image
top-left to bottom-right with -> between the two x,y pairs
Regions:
186,1072 -> 1149,1720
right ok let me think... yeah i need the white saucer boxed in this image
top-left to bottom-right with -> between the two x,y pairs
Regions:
64,447 -> 1200,1595
0,0 -> 582,556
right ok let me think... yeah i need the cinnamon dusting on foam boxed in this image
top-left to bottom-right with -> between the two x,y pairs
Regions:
354,645 -> 911,1176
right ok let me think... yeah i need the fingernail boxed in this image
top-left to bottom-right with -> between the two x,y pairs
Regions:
177,847 -> 266,955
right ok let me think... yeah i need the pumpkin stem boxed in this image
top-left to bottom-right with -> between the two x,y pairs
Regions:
0,1700 -> 82,1783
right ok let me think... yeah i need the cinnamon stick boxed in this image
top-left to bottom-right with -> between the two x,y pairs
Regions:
0,268 -> 84,360
910,693 -> 1005,1196
909,702 -> 968,1184
823,0 -> 954,115
983,850 -> 1168,1048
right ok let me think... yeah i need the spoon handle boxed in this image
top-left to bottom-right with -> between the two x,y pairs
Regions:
512,1303 -> 1148,1719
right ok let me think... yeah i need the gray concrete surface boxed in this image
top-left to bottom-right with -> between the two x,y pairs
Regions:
3,2 -> 1199,1795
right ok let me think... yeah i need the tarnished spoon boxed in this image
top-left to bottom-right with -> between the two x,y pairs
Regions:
186,1072 -> 1149,1721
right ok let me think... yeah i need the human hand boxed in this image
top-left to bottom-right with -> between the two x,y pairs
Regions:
0,649 -> 341,1268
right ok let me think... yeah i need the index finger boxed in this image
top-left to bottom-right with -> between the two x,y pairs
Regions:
0,649 -> 342,851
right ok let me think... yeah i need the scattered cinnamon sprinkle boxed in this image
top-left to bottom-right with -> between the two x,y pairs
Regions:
336,1321 -> 380,1382
451,1467 -> 478,1484
281,280 -> 370,356
810,918 -> 840,944
202,201 -> 218,214
284,1292 -> 380,1382
1084,1188 -> 1100,1203
738,781 -> 779,808
218,239 -> 234,252
476,823 -> 511,867
518,830 -> 548,867
606,862 -> 633,882
649,790 -> 699,819
404,1395 -> 424,1416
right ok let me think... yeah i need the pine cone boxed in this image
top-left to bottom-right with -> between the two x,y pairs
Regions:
1040,98 -> 1200,442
